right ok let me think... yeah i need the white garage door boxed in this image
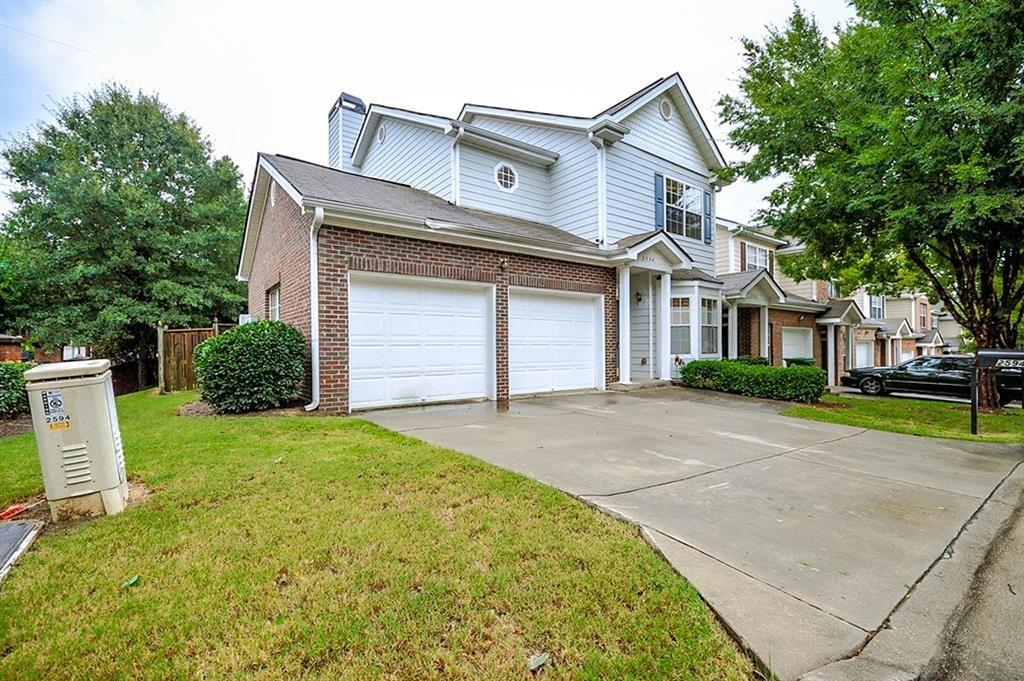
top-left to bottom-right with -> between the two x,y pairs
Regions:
782,327 -> 813,363
509,289 -> 600,395
855,341 -> 874,368
349,274 -> 491,409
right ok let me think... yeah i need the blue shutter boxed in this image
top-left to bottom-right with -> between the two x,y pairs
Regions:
703,190 -> 713,244
654,173 -> 664,229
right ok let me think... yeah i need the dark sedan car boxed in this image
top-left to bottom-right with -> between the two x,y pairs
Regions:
841,355 -> 1023,406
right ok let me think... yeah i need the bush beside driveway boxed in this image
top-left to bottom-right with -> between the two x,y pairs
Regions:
0,391 -> 752,680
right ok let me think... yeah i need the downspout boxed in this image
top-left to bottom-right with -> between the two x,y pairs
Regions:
450,127 -> 464,205
304,206 -> 325,412
588,132 -> 608,247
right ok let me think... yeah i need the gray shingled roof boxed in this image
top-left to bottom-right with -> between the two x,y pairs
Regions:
674,267 -> 722,284
822,299 -> 862,321
877,318 -> 912,336
918,329 -> 942,345
717,270 -> 761,296
263,154 -> 598,249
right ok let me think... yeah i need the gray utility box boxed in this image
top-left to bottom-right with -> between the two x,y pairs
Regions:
24,359 -> 128,521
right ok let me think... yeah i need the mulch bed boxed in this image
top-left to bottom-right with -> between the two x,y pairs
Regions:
0,415 -> 32,439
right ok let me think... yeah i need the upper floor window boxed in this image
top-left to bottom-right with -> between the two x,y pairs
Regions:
827,281 -> 839,298
745,243 -> 769,271
919,301 -> 928,330
494,163 -> 518,192
664,176 -> 702,241
268,285 -> 281,322
701,299 -> 719,354
670,298 -> 691,355
869,295 -> 884,319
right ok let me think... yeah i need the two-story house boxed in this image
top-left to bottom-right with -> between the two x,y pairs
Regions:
236,75 -> 735,412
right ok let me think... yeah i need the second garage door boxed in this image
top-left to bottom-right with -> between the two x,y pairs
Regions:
349,274 -> 492,410
509,289 -> 601,395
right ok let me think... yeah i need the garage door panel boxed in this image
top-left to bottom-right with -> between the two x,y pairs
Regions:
509,290 -> 599,395
349,276 -> 491,409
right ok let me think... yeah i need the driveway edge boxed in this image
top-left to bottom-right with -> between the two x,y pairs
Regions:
799,462 -> 1024,681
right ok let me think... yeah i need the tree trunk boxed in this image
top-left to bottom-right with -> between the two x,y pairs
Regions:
973,329 -> 1002,410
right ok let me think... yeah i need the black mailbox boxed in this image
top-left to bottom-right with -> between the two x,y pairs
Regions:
970,349 -> 1024,434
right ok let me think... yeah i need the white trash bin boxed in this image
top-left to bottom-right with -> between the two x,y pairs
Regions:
24,359 -> 128,521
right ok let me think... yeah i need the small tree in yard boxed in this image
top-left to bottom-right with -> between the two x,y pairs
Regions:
1,84 -> 246,386
720,0 -> 1024,407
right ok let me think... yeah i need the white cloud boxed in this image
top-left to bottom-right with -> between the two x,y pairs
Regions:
1,0 -> 854,222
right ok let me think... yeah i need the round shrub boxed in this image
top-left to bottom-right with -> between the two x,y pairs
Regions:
193,321 -> 306,413
0,362 -> 33,417
725,355 -> 770,366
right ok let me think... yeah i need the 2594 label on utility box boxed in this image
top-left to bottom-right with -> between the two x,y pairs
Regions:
41,389 -> 71,430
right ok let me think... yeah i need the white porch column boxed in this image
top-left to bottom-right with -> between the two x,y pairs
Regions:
658,274 -> 672,379
827,324 -> 837,386
690,289 -> 701,359
617,265 -> 631,384
727,303 -> 739,359
759,305 -> 770,359
846,325 -> 854,371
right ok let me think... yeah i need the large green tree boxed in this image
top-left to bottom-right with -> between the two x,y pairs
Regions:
720,0 -> 1024,405
2,84 -> 246,383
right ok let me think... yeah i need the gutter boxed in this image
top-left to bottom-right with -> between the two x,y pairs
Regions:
588,132 -> 608,247
303,206 -> 325,412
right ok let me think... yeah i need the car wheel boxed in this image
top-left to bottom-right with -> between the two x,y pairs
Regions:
860,377 -> 884,396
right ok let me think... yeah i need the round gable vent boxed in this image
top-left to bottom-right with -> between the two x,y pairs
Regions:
659,98 -> 673,121
377,125 -> 387,143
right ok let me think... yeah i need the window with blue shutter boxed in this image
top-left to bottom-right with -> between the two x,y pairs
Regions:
654,173 -> 664,229
703,190 -> 713,244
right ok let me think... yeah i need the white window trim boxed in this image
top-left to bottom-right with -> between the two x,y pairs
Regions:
268,285 -> 281,322
493,162 -> 519,193
670,297 -> 691,355
700,298 -> 720,355
745,243 -> 769,271
869,294 -> 885,319
663,175 -> 703,242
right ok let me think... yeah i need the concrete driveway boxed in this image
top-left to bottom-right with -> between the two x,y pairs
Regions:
363,388 -> 1023,680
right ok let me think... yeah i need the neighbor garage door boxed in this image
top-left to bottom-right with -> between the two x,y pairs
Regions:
855,341 -> 874,368
509,289 -> 601,395
348,274 -> 492,409
781,327 -> 814,364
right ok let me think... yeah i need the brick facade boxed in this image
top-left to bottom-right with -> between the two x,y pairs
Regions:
247,191 -> 619,413
767,309 -> 821,368
246,185 -> 313,399
737,307 -> 759,357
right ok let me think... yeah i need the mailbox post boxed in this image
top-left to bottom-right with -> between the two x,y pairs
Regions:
971,349 -> 1024,435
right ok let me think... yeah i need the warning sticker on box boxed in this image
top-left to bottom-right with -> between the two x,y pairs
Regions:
41,389 -> 71,430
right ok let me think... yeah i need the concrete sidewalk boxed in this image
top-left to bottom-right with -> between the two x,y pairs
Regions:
363,388 -> 1023,680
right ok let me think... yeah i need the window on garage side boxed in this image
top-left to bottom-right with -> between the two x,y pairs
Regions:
670,298 -> 690,354
701,299 -> 719,354
267,285 -> 281,321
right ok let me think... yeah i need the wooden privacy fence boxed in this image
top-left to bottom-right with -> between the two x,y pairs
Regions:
158,321 -> 235,393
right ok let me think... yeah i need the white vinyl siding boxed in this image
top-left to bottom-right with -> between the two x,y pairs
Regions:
620,98 -> 709,174
630,273 -> 657,378
605,142 -> 714,271
774,269 -> 817,300
468,117 -> 597,240
360,119 -> 452,200
458,145 -> 549,224
714,226 -> 731,274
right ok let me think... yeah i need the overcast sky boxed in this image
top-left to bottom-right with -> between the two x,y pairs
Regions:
0,0 -> 855,223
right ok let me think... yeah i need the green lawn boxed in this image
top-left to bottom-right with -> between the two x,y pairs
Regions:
0,391 -> 752,680
783,394 -> 1023,444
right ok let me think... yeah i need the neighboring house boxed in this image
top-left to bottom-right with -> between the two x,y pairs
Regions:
933,304 -> 969,352
238,75 -> 734,413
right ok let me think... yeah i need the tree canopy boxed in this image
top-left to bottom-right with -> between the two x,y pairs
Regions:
719,0 -> 1024,351
2,84 -> 246,374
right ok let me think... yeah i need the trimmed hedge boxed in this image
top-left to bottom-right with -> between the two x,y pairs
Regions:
193,321 -> 306,413
725,355 -> 769,366
679,359 -> 827,403
0,362 -> 32,417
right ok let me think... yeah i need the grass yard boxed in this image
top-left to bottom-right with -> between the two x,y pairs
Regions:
783,394 -> 1023,444
0,391 -> 752,680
